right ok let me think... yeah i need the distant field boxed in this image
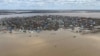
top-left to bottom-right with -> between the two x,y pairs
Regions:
0,13 -> 100,19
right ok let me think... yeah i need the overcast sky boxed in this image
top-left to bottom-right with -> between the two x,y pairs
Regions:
0,0 -> 100,10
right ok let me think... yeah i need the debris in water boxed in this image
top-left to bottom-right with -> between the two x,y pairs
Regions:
73,36 -> 76,38
29,35 -> 32,37
54,45 -> 57,48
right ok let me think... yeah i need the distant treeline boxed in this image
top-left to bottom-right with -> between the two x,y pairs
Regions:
0,10 -> 100,14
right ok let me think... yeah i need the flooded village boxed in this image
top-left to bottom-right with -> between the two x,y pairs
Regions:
0,12 -> 100,56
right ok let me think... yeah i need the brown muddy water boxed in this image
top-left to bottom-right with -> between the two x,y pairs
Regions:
0,29 -> 100,56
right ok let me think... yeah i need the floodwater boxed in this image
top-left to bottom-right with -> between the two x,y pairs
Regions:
0,13 -> 100,56
1,13 -> 100,19
0,29 -> 100,56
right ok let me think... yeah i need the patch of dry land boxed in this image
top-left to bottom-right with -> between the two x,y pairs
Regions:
0,29 -> 100,56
